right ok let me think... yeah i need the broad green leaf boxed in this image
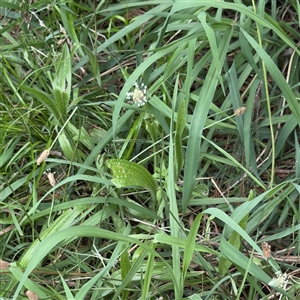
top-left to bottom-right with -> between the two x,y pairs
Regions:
58,131 -> 75,161
106,159 -> 156,203
52,44 -> 71,122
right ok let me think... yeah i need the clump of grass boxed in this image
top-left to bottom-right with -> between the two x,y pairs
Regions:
1,1 -> 300,299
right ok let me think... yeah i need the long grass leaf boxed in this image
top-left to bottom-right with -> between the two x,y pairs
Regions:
168,87 -> 182,297
12,226 -> 175,300
172,1 -> 300,54
295,131 -> 300,178
182,27 -> 233,212
241,29 -> 300,125
175,98 -> 186,180
182,213 -> 202,281
219,238 -> 270,283
73,3 -> 173,72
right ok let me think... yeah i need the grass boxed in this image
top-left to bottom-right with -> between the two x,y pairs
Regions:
1,0 -> 300,299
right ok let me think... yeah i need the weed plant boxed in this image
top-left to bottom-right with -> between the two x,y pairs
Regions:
1,0 -> 300,299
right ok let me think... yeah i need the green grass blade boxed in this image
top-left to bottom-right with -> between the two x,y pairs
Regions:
19,86 -> 62,125
295,130 -> 300,178
18,209 -> 82,267
182,27 -> 233,212
12,226 -> 175,300
8,266 -> 50,299
76,238 -> 126,299
181,213 -> 202,281
168,88 -> 182,297
198,11 -> 223,88
77,110 -> 134,174
219,238 -> 270,283
175,98 -> 186,180
241,29 -> 300,125
141,244 -> 155,300
201,136 -> 266,189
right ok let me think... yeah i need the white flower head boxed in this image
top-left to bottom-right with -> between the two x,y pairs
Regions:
126,82 -> 148,107
44,168 -> 56,187
268,272 -> 288,288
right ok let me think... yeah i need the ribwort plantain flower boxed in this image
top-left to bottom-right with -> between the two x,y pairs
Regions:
126,82 -> 148,107
44,169 -> 56,187
234,106 -> 246,116
25,290 -> 39,300
268,271 -> 288,288
0,259 -> 10,270
36,149 -> 50,165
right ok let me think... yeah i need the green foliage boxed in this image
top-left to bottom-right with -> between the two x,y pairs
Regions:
1,0 -> 300,299
106,159 -> 157,209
